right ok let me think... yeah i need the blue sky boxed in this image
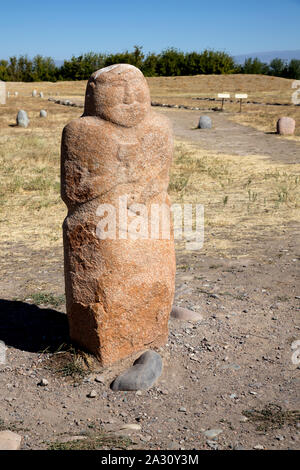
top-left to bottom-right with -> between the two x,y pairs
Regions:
0,0 -> 299,60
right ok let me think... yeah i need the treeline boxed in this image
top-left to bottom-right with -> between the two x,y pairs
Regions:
1,47 -> 300,81
241,57 -> 300,79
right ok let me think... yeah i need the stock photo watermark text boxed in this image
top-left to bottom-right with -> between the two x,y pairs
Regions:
95,196 -> 204,251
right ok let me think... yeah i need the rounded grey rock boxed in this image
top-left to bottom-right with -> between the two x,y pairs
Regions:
198,115 -> 212,129
16,110 -> 29,128
111,350 -> 163,391
32,89 -> 37,97
40,110 -> 47,118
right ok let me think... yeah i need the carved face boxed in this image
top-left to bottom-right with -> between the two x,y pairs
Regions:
84,64 -> 151,127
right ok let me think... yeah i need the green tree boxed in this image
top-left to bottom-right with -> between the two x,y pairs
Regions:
242,57 -> 270,74
269,58 -> 286,77
7,56 -> 18,80
156,48 -> 186,76
0,60 -> 9,81
32,55 -> 57,81
287,59 -> 300,79
60,53 -> 106,80
104,46 -> 144,69
184,52 -> 202,75
197,50 -> 236,74
17,55 -> 34,81
141,52 -> 158,76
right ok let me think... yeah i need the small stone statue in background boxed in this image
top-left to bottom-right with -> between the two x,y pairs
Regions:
277,117 -> 295,136
198,115 -> 212,129
16,110 -> 29,128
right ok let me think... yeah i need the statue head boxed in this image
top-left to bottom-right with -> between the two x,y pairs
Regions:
84,64 -> 151,127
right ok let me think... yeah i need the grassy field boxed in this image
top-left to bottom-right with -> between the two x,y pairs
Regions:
6,73 -> 300,137
170,141 -> 300,255
1,77 -> 300,258
150,75 -> 300,139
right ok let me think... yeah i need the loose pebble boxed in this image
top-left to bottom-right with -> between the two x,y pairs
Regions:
253,444 -> 264,450
203,429 -> 223,440
38,378 -> 48,387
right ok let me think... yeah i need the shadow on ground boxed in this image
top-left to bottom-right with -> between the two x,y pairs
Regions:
0,299 -> 70,353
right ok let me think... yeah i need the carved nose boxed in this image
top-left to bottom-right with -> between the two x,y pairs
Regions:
123,87 -> 134,104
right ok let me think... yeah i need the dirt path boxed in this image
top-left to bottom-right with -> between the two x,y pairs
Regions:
158,108 -> 300,163
0,227 -> 299,450
48,98 -> 300,163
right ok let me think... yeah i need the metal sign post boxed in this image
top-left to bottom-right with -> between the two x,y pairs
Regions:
235,94 -> 248,113
217,93 -> 230,111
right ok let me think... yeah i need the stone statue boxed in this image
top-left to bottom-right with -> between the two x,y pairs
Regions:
61,64 -> 175,366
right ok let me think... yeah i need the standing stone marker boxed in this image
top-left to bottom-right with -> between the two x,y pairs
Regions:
32,89 -> 37,97
16,110 -> 29,128
40,109 -> 47,118
0,81 -> 6,105
198,115 -> 212,129
277,117 -> 295,136
61,64 -> 176,366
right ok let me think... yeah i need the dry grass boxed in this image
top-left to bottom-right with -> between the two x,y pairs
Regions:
230,107 -> 300,140
242,404 -> 300,432
0,97 -> 80,253
148,74 -> 300,138
48,427 -> 133,450
6,73 -> 300,137
148,74 -> 296,104
169,141 -> 300,256
44,344 -> 98,382
6,74 -> 296,104
1,78 -> 299,258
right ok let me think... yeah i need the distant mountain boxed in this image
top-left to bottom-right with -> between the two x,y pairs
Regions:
234,50 -> 300,64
